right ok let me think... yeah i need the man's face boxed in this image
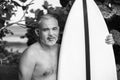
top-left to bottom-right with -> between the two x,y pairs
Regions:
39,18 -> 59,46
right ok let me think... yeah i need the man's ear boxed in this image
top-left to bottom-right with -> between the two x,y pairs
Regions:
35,29 -> 40,37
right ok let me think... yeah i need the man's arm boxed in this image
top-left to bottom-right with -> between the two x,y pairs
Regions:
19,49 -> 36,80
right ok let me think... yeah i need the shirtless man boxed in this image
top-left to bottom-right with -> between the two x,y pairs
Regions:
19,13 -> 115,80
19,14 -> 60,80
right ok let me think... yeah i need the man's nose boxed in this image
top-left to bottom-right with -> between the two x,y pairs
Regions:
49,30 -> 54,35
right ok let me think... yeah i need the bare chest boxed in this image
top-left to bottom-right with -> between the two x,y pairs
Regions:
33,52 -> 58,79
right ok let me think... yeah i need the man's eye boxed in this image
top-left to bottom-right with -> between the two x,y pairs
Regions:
53,27 -> 58,30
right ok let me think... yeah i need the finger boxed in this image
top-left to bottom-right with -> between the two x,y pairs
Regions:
105,40 -> 115,44
107,41 -> 115,44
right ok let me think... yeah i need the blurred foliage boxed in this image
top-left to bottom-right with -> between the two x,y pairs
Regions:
0,0 -> 33,65
110,29 -> 120,45
0,0 -> 15,39
19,0 -> 27,3
0,0 -> 34,39
0,41 -> 21,65
96,0 -> 120,45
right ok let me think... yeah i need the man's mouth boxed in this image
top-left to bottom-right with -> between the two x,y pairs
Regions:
47,37 -> 55,41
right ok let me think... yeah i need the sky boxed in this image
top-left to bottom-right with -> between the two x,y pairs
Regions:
3,0 -> 62,43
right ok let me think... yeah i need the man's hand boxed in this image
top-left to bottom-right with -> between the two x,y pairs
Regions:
105,34 -> 115,45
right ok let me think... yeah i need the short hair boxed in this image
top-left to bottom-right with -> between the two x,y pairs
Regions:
38,14 -> 58,26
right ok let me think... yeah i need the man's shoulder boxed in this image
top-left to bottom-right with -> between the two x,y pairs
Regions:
29,42 -> 40,49
19,43 -> 39,67
22,42 -> 39,57
23,42 -> 46,57
26,42 -> 40,52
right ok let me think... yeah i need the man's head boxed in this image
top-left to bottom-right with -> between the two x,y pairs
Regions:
35,14 -> 60,47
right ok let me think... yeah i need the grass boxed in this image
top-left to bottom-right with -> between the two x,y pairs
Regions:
0,64 -> 18,80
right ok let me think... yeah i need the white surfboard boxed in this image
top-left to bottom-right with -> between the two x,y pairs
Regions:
58,0 -> 117,80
